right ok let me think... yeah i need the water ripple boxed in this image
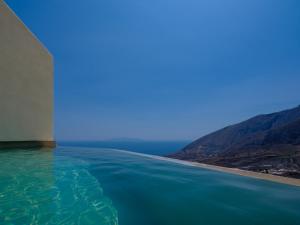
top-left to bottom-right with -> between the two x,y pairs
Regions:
0,149 -> 118,225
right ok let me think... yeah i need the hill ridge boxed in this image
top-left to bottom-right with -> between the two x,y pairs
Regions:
169,105 -> 300,178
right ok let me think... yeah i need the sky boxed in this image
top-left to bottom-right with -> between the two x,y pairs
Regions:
6,0 -> 300,141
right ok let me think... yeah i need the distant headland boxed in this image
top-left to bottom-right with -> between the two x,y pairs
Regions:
169,105 -> 300,178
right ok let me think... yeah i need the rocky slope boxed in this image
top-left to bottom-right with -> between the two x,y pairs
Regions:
169,106 -> 300,178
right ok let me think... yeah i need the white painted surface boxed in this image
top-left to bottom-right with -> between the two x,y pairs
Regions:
0,0 -> 54,141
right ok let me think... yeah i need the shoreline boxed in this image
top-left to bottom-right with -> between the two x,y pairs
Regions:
112,149 -> 300,187
59,146 -> 300,187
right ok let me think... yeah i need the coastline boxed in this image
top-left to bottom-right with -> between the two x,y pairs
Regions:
113,149 -> 300,187
58,145 -> 300,187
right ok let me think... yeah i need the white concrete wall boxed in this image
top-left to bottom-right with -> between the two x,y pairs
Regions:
0,0 -> 54,141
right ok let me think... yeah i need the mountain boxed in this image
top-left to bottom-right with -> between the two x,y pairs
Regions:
169,105 -> 300,178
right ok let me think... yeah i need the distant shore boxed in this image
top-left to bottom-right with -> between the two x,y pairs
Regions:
115,149 -> 300,187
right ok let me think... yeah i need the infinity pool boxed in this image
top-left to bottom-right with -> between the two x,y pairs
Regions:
0,146 -> 300,225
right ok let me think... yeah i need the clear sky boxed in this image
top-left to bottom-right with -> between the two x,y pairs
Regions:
6,0 -> 300,141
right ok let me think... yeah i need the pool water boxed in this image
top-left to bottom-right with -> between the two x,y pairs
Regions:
0,146 -> 300,225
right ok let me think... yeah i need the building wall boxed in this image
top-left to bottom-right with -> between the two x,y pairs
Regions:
0,0 -> 54,142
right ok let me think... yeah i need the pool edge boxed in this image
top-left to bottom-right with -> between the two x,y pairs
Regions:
0,141 -> 56,149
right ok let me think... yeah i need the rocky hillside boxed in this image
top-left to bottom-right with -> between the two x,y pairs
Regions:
169,106 -> 300,178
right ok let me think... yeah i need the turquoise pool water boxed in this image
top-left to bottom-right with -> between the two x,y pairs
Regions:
0,146 -> 300,225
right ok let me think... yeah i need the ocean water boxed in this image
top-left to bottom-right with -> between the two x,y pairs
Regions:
0,146 -> 300,225
59,140 -> 189,156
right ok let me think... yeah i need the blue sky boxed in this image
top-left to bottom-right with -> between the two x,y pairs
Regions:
6,0 -> 300,141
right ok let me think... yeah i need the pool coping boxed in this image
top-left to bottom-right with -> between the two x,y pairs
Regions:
0,141 -> 56,149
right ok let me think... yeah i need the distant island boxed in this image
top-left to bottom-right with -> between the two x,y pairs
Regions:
169,105 -> 300,178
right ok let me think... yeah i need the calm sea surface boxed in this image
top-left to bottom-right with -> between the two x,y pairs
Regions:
0,146 -> 300,225
59,140 -> 189,156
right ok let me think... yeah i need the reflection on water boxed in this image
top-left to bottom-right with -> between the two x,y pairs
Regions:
0,149 -> 118,225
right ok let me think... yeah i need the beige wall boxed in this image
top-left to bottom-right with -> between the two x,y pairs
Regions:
0,0 -> 54,141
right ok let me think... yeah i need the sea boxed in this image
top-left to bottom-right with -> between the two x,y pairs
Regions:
59,140 -> 189,156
